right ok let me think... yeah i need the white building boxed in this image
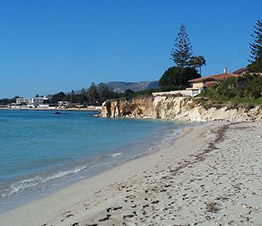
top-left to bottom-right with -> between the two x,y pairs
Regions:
152,88 -> 201,98
33,96 -> 48,105
16,98 -> 33,105
16,96 -> 48,106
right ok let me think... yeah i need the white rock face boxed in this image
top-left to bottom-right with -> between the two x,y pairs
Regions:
100,95 -> 262,122
101,97 -> 155,119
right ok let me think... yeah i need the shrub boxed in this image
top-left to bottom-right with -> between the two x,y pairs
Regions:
201,74 -> 262,105
159,66 -> 200,91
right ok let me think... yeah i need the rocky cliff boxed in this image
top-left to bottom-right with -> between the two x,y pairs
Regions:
100,95 -> 262,122
101,96 -> 155,118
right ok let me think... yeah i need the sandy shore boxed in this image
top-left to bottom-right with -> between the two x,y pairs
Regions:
1,122 -> 262,226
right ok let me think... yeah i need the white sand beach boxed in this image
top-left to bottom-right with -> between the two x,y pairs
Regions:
1,122 -> 262,226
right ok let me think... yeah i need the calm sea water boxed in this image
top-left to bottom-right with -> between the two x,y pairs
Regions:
0,110 -> 183,213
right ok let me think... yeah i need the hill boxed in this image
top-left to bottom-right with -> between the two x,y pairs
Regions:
105,81 -> 159,93
70,81 -> 159,94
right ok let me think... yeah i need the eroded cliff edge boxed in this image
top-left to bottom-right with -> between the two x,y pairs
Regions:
100,95 -> 262,122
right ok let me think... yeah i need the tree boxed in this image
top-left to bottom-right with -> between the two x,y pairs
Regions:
97,83 -> 110,104
248,20 -> 262,72
171,24 -> 193,67
188,56 -> 206,75
248,56 -> 262,72
70,90 -> 75,103
124,89 -> 135,97
50,92 -> 67,103
250,19 -> 262,61
159,66 -> 200,91
88,83 -> 99,105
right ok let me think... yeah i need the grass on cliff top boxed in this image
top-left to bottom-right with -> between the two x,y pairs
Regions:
228,96 -> 262,105
106,88 -> 160,101
198,96 -> 262,105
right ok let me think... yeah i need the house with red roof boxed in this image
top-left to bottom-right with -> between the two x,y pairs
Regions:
232,66 -> 262,76
232,67 -> 249,75
189,68 -> 242,89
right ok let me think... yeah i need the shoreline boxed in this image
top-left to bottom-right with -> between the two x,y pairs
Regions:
0,123 -> 206,225
0,119 -> 187,215
1,122 -> 262,225
0,120 -> 185,215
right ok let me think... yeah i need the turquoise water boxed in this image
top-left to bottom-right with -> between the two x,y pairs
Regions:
0,110 -> 183,212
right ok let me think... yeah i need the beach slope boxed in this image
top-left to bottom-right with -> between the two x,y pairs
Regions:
1,122 -> 262,225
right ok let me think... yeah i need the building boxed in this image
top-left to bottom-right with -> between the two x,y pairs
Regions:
152,88 -> 201,97
33,96 -> 48,105
16,98 -> 33,105
58,101 -> 72,108
233,66 -> 262,76
189,68 -> 242,89
16,96 -> 48,106
232,67 -> 249,75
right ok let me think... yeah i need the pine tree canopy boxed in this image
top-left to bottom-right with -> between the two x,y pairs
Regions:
250,19 -> 262,61
171,24 -> 193,68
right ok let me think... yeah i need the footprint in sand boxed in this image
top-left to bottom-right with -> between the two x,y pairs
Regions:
98,214 -> 111,222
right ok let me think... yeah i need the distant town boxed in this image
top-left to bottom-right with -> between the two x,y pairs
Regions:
0,95 -> 101,111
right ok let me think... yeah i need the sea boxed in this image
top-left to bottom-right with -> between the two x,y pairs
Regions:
0,110 -> 185,213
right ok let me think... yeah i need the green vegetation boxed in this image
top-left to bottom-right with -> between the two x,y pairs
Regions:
249,56 -> 262,72
0,83 -> 159,106
171,24 -> 193,68
107,88 -> 160,100
159,66 -> 200,91
170,24 -> 206,71
0,97 -> 17,105
199,19 -> 262,107
48,83 -> 160,106
49,83 -> 120,106
248,19 -> 262,72
200,74 -> 262,105
188,56 -> 206,75
249,19 -> 262,61
127,88 -> 159,98
160,24 -> 205,91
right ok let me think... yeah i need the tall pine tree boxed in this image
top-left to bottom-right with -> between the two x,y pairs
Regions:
249,20 -> 262,72
250,19 -> 262,60
171,24 -> 192,68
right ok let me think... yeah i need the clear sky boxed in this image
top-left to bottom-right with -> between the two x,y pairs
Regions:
0,0 -> 261,98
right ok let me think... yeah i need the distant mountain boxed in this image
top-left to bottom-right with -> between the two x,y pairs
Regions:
69,81 -> 159,94
105,81 -> 159,93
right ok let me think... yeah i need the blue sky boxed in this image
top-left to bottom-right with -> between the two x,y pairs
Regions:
0,0 -> 261,98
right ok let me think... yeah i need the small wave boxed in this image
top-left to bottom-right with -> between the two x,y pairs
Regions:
159,127 -> 182,144
112,152 -> 122,157
1,166 -> 87,198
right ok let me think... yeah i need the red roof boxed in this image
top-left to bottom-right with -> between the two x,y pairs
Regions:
232,67 -> 248,75
189,73 -> 241,83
